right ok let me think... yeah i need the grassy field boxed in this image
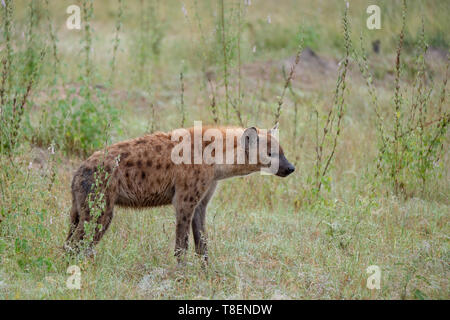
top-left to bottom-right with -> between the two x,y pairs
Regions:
0,0 -> 449,299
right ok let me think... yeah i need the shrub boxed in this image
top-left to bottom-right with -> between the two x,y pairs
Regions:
356,0 -> 449,196
0,0 -> 45,155
310,3 -> 351,194
31,0 -> 121,156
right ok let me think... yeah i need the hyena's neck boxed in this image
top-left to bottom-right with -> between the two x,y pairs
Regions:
212,142 -> 261,180
213,163 -> 259,180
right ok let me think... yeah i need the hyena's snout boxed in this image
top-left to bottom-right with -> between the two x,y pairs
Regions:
275,154 -> 295,177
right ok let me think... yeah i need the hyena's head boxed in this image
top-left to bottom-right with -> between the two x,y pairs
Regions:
241,125 -> 295,177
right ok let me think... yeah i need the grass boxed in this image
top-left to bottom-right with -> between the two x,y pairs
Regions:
0,0 -> 449,299
1,154 -> 448,299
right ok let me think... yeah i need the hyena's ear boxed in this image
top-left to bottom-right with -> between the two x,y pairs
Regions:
241,127 -> 258,154
269,123 -> 279,135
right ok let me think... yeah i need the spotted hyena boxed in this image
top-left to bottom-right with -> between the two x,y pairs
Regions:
65,125 -> 295,263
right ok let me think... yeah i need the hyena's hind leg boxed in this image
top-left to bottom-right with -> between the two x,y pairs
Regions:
91,197 -> 115,246
65,200 -> 80,243
64,192 -> 87,254
64,166 -> 92,254
64,165 -> 117,255
64,201 -> 89,254
192,182 -> 217,263
90,176 -> 118,247
65,193 -> 116,255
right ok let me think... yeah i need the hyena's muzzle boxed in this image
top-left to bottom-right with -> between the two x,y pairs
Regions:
275,154 -> 295,177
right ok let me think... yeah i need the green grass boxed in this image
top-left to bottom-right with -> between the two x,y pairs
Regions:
0,152 -> 448,299
0,0 -> 448,299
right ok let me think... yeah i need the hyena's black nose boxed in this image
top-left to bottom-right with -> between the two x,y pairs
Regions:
276,155 -> 296,177
286,165 -> 295,174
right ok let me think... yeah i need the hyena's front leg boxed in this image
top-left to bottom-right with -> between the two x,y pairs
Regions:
173,179 -> 213,264
173,199 -> 196,263
192,182 -> 217,263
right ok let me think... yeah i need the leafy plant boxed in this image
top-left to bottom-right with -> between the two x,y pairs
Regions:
356,0 -> 449,196
311,3 -> 351,194
0,0 -> 45,155
32,0 -> 120,156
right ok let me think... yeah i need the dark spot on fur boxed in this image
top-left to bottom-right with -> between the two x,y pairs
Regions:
183,216 -> 187,222
135,140 -> 146,145
137,160 -> 142,168
120,152 -> 130,159
80,166 -> 93,178
156,163 -> 161,170
81,180 -> 92,194
143,151 -> 148,157
155,145 -> 162,152
189,196 -> 194,202
141,171 -> 146,179
146,160 -> 152,167
166,163 -> 171,170
126,161 -> 134,167
125,172 -> 129,178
